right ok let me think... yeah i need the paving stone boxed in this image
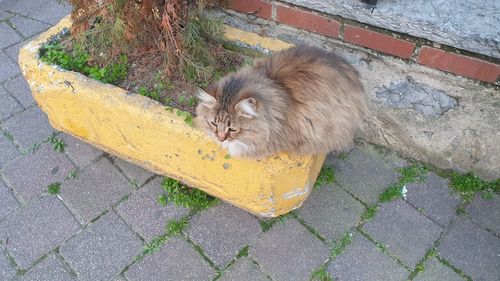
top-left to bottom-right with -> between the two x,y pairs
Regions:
0,133 -> 19,168
363,200 -> 442,268
2,143 -> 75,203
59,158 -> 132,224
125,237 -> 216,281
9,15 -> 50,37
0,196 -> 81,269
334,148 -> 400,204
405,173 -> 460,226
219,257 -> 269,281
0,85 -> 22,121
0,9 -> 13,21
413,258 -> 465,281
60,133 -> 102,168
0,22 -> 22,48
0,248 -> 16,281
3,72 -> 36,109
112,157 -> 154,187
0,0 -> 71,25
116,177 -> 189,241
0,51 -> 20,82
1,107 -> 54,150
18,254 -> 76,281
250,218 -> 329,281
297,184 -> 364,241
466,193 -> 500,235
60,212 -> 142,281
328,233 -> 408,281
0,179 -> 18,220
187,203 -> 262,268
438,216 -> 500,281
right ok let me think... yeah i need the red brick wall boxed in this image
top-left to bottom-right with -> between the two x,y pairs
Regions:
228,0 -> 500,84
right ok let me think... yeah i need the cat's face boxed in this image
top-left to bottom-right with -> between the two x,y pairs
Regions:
195,79 -> 271,156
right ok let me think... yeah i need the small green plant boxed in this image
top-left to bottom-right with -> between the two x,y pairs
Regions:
311,265 -> 333,281
331,232 -> 353,258
67,170 -> 79,180
48,133 -> 66,152
165,217 -> 189,236
409,247 -> 437,279
47,182 -> 61,195
236,246 -> 249,259
379,164 -> 428,203
137,235 -> 168,261
178,95 -> 186,105
157,194 -> 167,206
161,177 -> 216,210
187,96 -> 197,107
314,166 -> 336,189
138,86 -> 160,101
259,215 -> 287,232
176,110 -> 194,126
450,172 -> 499,201
361,205 -> 378,222
40,43 -> 128,85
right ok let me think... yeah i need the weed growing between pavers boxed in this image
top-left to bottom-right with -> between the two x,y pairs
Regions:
311,265 -> 333,281
48,133 -> 66,152
450,172 -> 499,201
165,217 -> 189,237
314,166 -> 336,189
331,232 -> 353,259
66,170 -> 79,180
160,177 -> 217,210
436,256 -> 473,281
47,182 -> 61,194
360,205 -> 378,223
408,247 -> 438,279
236,246 -> 249,259
259,214 -> 288,232
379,163 -> 428,203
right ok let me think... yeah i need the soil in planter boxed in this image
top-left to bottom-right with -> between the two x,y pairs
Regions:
39,29 -> 263,118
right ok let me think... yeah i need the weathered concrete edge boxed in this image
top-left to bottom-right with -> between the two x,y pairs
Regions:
18,15 -> 326,217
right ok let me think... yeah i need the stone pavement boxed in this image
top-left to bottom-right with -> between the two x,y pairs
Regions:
0,1 -> 499,280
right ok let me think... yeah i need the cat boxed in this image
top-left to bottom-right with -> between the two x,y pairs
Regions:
195,45 -> 368,159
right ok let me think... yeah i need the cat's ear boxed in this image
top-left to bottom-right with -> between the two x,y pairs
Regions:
197,88 -> 216,106
235,97 -> 258,118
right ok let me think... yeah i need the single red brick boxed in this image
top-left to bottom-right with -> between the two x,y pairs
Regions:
229,0 -> 272,20
276,5 -> 340,38
417,47 -> 500,83
343,25 -> 416,59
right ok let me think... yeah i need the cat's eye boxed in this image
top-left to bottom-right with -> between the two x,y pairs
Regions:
210,121 -> 216,127
228,127 -> 237,132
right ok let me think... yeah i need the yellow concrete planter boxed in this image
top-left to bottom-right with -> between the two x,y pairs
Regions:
18,16 -> 325,217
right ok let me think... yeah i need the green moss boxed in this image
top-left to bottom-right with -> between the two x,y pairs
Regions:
361,205 -> 378,222
48,133 -> 66,153
331,232 -> 353,258
165,217 -> 189,236
236,246 -> 249,259
314,166 -> 336,189
311,265 -> 333,281
47,182 -> 61,195
161,177 -> 217,210
379,163 -> 428,203
450,172 -> 499,201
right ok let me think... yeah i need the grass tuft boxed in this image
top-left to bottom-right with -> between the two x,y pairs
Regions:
311,265 -> 332,281
165,217 -> 189,236
47,182 -> 61,195
48,133 -> 66,153
161,177 -> 217,210
314,166 -> 336,189
361,205 -> 378,222
331,232 -> 353,259
379,163 -> 428,203
450,172 -> 498,201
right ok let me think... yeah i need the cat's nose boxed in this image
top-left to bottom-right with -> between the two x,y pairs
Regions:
217,132 -> 227,142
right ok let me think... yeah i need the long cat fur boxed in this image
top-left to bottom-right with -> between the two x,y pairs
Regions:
195,45 -> 368,159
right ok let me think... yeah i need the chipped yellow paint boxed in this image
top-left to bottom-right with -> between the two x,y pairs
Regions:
223,25 -> 294,52
18,16 -> 325,217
